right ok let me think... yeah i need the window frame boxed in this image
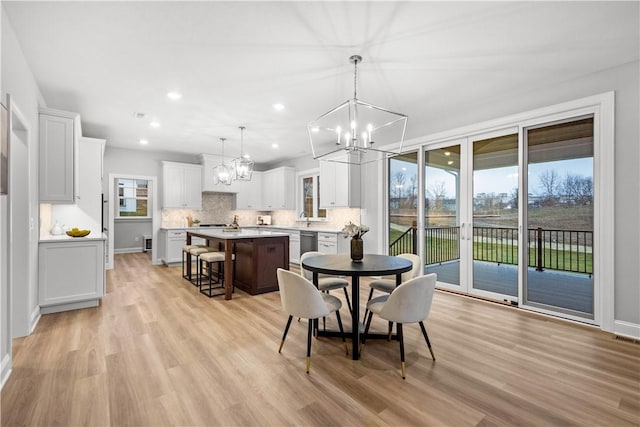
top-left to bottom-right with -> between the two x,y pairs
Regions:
296,168 -> 326,221
116,178 -> 151,219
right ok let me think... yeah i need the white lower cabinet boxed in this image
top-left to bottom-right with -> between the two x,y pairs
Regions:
289,231 -> 300,264
317,232 -> 338,254
159,229 -> 186,264
317,232 -> 349,254
159,229 -> 205,264
39,238 -> 105,314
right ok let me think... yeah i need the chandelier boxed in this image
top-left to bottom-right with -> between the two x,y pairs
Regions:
308,55 -> 408,164
212,137 -> 232,186
231,126 -> 254,181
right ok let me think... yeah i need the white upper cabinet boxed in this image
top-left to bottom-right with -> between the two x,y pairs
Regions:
319,154 -> 360,208
39,107 -> 81,203
261,167 -> 295,210
235,171 -> 263,210
162,161 -> 202,209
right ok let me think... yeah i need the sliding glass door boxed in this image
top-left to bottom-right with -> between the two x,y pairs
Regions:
470,132 -> 519,301
424,144 -> 464,289
387,94 -> 609,325
523,117 -> 594,319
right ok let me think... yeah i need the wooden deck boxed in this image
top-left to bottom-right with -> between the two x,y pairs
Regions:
427,260 -> 593,314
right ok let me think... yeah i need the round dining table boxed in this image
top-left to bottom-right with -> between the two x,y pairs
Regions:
301,253 -> 412,360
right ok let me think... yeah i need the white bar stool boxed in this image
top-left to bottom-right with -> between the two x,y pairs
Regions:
198,251 -> 235,298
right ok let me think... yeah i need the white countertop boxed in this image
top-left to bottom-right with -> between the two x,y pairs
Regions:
40,233 -> 107,242
249,225 -> 344,234
160,226 -> 226,231
161,225 -> 344,233
187,228 -> 289,239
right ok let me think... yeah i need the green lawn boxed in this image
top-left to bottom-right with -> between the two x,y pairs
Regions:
390,228 -> 592,274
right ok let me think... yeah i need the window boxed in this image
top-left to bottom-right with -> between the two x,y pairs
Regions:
299,171 -> 326,219
117,178 -> 150,217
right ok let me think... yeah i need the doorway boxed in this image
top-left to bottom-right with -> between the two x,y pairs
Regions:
107,173 -> 158,269
7,96 -> 38,338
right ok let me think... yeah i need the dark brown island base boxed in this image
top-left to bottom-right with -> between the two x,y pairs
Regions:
187,229 -> 290,299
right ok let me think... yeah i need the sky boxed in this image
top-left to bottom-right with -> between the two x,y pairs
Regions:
390,157 -> 593,198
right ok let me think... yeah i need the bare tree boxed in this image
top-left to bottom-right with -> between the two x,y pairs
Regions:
564,173 -> 593,205
408,175 -> 418,208
510,187 -> 518,209
391,171 -> 406,208
539,169 -> 560,206
428,180 -> 447,211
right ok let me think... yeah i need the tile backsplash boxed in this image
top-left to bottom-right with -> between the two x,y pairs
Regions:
161,193 -> 361,230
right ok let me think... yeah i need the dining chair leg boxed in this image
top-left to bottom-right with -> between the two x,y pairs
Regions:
342,288 -> 352,315
419,321 -> 436,361
335,310 -> 348,356
360,311 -> 374,355
306,318 -> 313,374
279,315 -> 293,353
387,321 -> 394,341
362,288 -> 374,323
398,323 -> 406,379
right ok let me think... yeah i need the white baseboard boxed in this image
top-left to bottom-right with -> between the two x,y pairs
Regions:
114,247 -> 144,254
614,320 -> 640,340
29,305 -> 41,334
1,353 -> 12,390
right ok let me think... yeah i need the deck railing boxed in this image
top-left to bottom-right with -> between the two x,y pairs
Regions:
389,225 -> 593,275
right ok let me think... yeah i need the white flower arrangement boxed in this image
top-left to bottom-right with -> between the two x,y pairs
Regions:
341,221 -> 369,239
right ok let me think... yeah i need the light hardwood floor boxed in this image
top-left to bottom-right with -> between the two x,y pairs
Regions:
2,252 -> 639,426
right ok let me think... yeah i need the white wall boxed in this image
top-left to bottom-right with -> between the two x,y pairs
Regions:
1,9 -> 47,386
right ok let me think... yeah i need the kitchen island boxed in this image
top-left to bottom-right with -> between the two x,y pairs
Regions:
186,229 -> 290,300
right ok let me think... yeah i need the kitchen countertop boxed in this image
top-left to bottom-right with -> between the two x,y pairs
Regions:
40,233 -> 107,242
249,225 -> 344,234
187,228 -> 289,239
161,225 -> 344,233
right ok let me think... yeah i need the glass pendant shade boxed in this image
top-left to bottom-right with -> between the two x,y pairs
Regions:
232,126 -> 254,181
308,55 -> 407,164
213,137 -> 233,186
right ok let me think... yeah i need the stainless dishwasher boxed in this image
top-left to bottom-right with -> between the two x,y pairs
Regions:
299,230 -> 317,256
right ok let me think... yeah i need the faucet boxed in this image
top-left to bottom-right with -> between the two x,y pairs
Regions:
299,211 -> 311,228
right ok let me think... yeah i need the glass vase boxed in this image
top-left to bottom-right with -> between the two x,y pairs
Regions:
350,237 -> 364,262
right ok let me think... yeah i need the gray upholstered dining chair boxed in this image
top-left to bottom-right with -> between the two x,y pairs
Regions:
300,251 -> 352,314
276,268 -> 348,373
362,253 -> 422,322
361,273 -> 437,379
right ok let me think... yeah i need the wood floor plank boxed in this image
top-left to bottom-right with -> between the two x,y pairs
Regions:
1,252 -> 638,426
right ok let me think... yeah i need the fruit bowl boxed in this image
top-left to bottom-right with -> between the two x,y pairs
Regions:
66,228 -> 91,237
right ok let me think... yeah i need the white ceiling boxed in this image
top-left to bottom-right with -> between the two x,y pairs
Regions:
3,1 -> 638,166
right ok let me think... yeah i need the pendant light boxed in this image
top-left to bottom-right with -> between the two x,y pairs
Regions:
232,126 -> 254,181
307,55 -> 408,164
212,137 -> 232,186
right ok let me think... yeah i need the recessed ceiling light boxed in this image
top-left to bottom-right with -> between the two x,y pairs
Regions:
271,143 -> 279,148
447,160 -> 454,165
444,151 -> 451,156
272,103 -> 285,111
140,139 -> 149,145
167,91 -> 182,100
310,126 -> 319,133
149,121 -> 160,128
